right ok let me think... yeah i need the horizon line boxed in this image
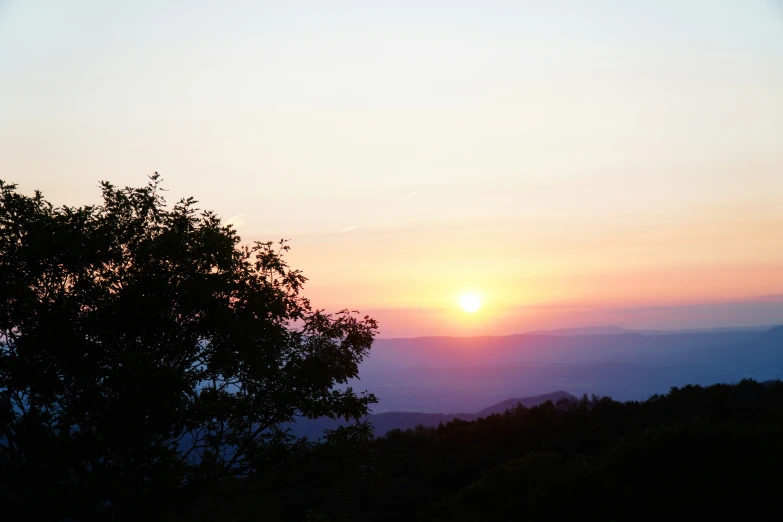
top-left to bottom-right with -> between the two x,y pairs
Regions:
374,323 -> 782,342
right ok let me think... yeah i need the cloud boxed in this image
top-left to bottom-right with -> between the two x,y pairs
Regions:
398,191 -> 418,204
337,190 -> 418,234
225,214 -> 246,228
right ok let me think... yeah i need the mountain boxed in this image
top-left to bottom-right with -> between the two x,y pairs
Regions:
363,330 -> 763,372
749,325 -> 783,346
523,324 -> 781,336
679,325 -> 783,371
524,325 -> 633,336
639,325 -> 781,335
288,391 -> 577,439
476,391 -> 576,416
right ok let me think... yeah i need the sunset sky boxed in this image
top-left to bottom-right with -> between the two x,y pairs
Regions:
2,1 -> 782,336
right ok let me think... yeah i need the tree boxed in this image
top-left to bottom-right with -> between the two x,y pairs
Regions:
0,174 -> 378,519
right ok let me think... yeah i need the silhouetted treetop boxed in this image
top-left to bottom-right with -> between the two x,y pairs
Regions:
0,174 -> 377,519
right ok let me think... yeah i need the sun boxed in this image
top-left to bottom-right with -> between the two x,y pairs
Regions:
459,293 -> 482,313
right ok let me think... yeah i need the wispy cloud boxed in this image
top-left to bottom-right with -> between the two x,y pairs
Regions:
398,191 -> 418,204
339,190 -> 419,233
226,214 -> 246,228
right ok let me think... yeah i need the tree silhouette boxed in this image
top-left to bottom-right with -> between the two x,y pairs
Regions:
0,174 -> 377,519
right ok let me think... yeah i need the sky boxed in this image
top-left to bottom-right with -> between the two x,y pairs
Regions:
2,1 -> 782,337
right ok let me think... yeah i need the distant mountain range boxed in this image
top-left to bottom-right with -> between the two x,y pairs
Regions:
523,325 -> 634,336
461,324 -> 779,338
355,324 -> 783,412
290,326 -> 783,438
638,325 -> 780,335
288,391 -> 576,439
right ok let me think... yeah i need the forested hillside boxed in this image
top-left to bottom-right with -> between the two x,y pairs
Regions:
167,379 -> 783,521
363,379 -> 783,521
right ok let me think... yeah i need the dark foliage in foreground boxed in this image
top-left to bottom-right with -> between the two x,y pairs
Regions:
0,177 -> 377,520
360,378 -> 783,521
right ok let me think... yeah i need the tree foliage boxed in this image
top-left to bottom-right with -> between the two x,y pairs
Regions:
355,379 -> 783,521
0,175 -> 377,519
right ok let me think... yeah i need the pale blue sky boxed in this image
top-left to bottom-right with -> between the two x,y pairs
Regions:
2,1 -> 782,334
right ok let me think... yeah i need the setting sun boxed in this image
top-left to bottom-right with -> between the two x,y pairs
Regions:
459,293 -> 482,313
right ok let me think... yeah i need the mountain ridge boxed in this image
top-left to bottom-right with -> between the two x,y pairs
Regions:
289,391 -> 577,439
376,324 -> 782,341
